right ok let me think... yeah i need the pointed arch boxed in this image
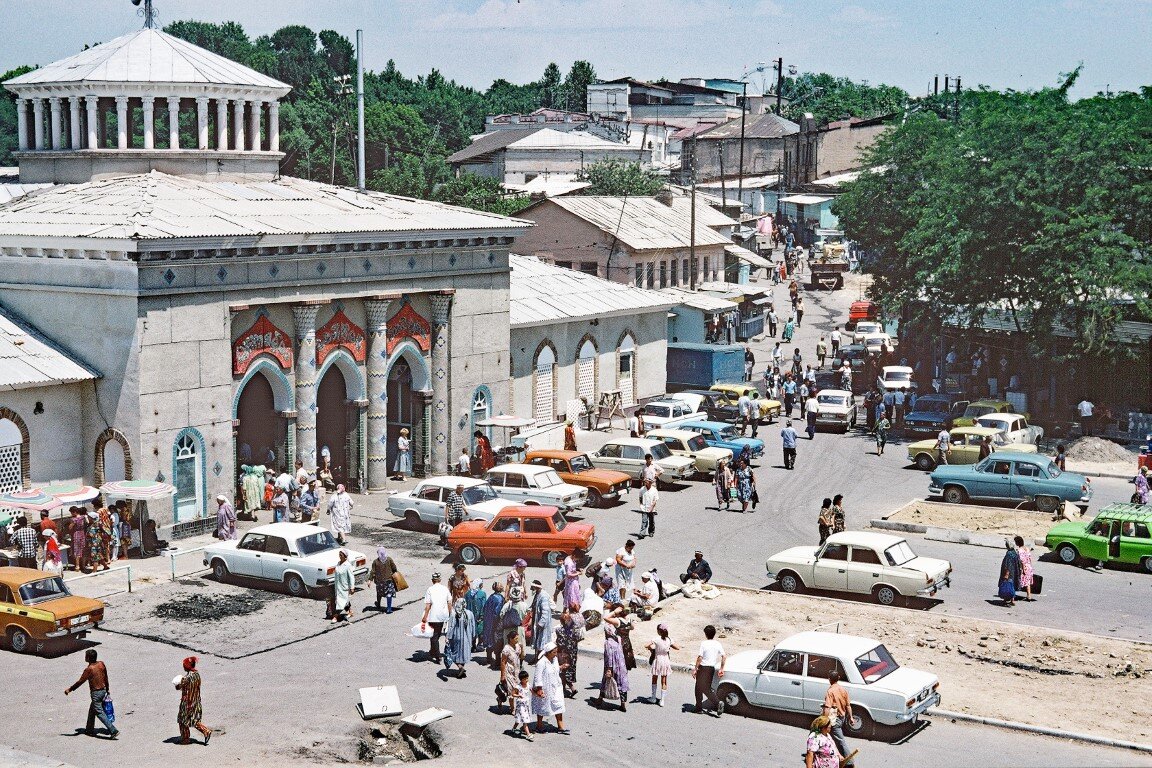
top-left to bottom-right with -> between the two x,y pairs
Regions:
616,329 -> 638,408
316,348 -> 366,401
94,427 -> 134,487
384,340 -> 431,392
532,339 -> 558,422
232,354 -> 294,417
574,333 -> 599,403
172,426 -> 207,521
0,406 -> 30,490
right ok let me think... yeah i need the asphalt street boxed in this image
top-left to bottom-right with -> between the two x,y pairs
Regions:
4,272 -> 1151,767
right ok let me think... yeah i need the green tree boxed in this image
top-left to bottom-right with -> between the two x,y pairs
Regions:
562,60 -> 597,112
164,20 -> 253,64
782,73 -> 907,125
430,173 -> 529,216
577,159 -> 664,196
833,74 -> 1152,354
0,65 -> 35,166
539,63 -> 562,109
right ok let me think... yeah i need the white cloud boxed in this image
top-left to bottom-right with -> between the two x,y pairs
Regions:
417,0 -> 787,32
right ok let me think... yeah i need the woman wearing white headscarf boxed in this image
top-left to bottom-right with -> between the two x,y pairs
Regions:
215,495 -> 238,541
443,598 -> 476,678
326,484 -> 354,545
531,642 -> 568,734
330,550 -> 355,623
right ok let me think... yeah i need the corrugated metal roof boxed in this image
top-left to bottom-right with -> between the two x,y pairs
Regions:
504,176 -> 591,197
529,196 -> 732,251
659,288 -> 737,313
668,197 -> 737,229
0,182 -> 54,205
449,127 -> 631,165
509,254 -> 674,327
5,29 -> 289,92
696,112 -> 799,141
0,171 -> 531,241
725,244 -> 771,267
0,305 -> 98,390
447,127 -> 542,164
779,194 -> 834,205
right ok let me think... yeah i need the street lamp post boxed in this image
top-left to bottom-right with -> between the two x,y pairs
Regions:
737,80 -> 747,218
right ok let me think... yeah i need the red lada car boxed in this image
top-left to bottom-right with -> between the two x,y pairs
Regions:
447,506 -> 595,567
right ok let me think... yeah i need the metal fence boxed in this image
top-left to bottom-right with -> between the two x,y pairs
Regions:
65,564 -> 134,599
168,545 -> 212,581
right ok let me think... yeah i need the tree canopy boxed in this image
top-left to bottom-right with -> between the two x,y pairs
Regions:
781,73 -> 907,126
833,74 -> 1152,354
576,159 -> 664,196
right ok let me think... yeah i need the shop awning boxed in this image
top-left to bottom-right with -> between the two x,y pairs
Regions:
779,194 -> 833,206
725,244 -> 771,268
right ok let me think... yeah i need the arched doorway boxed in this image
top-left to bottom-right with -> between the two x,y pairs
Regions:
533,343 -> 556,421
618,333 -> 637,407
576,337 -> 598,402
235,368 -> 287,471
0,415 -> 24,492
471,386 -> 492,449
387,357 -> 417,472
317,365 -> 350,487
173,428 -> 205,521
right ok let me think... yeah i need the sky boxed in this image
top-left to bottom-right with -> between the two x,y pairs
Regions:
2,0 -> 1150,99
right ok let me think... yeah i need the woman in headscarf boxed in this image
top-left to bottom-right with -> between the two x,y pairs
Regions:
465,579 -> 487,652
86,510 -> 105,571
597,619 -> 630,711
500,585 -> 528,652
474,430 -> 496,472
561,549 -> 583,610
215,495 -> 238,541
645,622 -> 680,706
443,598 -> 476,678
782,316 -> 796,343
506,559 -> 527,595
69,507 -> 87,572
330,550 -> 355,623
999,539 -> 1022,606
482,582 -> 506,668
240,465 -> 264,520
818,498 -> 834,545
555,603 -> 585,699
368,547 -> 398,613
326,484 -> 354,546
805,715 -> 842,768
42,529 -> 62,573
175,656 -> 213,745
714,459 -> 734,511
1133,467 -> 1149,505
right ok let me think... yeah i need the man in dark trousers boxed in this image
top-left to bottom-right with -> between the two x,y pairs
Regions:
781,420 -> 799,470
65,649 -> 119,738
692,624 -> 727,716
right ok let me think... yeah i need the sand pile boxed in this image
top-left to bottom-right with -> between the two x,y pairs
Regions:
1064,436 -> 1135,464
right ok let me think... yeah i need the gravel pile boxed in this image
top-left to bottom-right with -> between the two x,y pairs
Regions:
1064,436 -> 1135,464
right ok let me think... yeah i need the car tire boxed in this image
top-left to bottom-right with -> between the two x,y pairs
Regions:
404,510 -> 421,529
845,709 -> 876,739
717,683 -> 748,714
459,544 -> 483,565
545,551 -> 563,568
586,488 -> 603,508
942,485 -> 967,504
873,584 -> 900,606
1142,557 -> 1152,574
777,570 -> 804,594
7,627 -> 31,654
914,453 -> 937,471
211,559 -> 230,583
285,573 -> 309,597
1056,543 -> 1080,565
1035,496 -> 1060,514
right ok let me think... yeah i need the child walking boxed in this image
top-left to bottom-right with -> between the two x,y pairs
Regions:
511,670 -> 533,740
645,623 -> 680,706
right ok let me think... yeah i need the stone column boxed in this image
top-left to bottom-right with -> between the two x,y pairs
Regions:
196,97 -> 209,150
85,96 -> 98,149
115,96 -> 129,149
292,303 -> 323,469
69,97 -> 82,149
32,99 -> 45,150
364,296 -> 397,491
429,291 -> 454,476
233,99 -> 245,152
141,96 -> 155,149
15,99 -> 28,151
216,98 -> 229,149
268,101 -> 280,152
49,97 -> 62,149
167,97 -> 180,149
418,390 -> 434,477
248,100 -> 261,151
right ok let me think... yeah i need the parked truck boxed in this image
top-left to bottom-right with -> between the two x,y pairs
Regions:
810,229 -> 849,290
666,343 -> 746,393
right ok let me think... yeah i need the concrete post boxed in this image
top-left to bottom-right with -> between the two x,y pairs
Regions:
115,96 -> 129,149
69,97 -> 82,149
32,99 -> 45,150
233,99 -> 245,152
167,97 -> 180,149
365,296 -> 397,491
15,99 -> 28,151
196,97 -> 209,149
292,303 -> 323,470
248,100 -> 261,151
141,96 -> 155,149
85,96 -> 98,149
429,291 -> 454,476
268,101 -> 280,152
49,97 -> 62,149
216,98 -> 229,150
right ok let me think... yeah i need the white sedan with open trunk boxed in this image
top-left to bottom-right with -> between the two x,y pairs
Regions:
765,531 -> 952,606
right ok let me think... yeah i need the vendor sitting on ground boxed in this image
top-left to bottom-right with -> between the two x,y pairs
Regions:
681,550 -> 713,584
629,572 -> 659,620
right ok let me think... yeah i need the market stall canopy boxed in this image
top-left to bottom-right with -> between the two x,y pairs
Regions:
41,482 -> 100,504
778,194 -> 834,206
697,281 -> 772,300
0,488 -> 62,512
725,244 -> 771,268
99,480 -> 176,500
476,414 -> 537,429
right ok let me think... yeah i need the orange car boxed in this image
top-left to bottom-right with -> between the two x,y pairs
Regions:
524,450 -> 632,508
1,567 -> 105,654
447,506 -> 596,567
847,300 -> 878,329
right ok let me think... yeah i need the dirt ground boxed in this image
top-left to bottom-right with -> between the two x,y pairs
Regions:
883,500 -> 1059,542
634,587 -> 1152,744
1064,437 -> 1139,477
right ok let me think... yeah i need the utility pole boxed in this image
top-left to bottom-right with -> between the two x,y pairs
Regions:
718,142 -> 726,205
774,57 -> 784,115
737,80 -> 747,218
356,29 -> 365,190
690,133 -> 698,291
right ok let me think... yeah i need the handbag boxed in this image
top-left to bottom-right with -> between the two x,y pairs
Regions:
392,571 -> 408,591
494,681 -> 508,704
728,487 -> 738,500
102,695 -> 115,723
1031,573 -> 1043,595
584,561 -> 601,579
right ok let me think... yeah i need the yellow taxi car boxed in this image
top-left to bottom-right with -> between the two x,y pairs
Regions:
1,567 -> 105,654
709,383 -> 783,423
906,426 -> 1037,471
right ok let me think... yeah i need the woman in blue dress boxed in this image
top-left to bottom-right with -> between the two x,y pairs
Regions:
734,458 -> 755,513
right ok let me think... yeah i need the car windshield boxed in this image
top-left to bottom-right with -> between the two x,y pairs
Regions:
857,323 -> 881,334
717,426 -> 737,439
685,435 -> 708,451
990,432 -> 1011,447
818,394 -> 847,406
296,530 -> 339,556
463,484 -> 499,504
855,644 -> 900,683
965,405 -> 996,419
884,541 -> 917,566
648,443 -> 672,460
917,400 -> 948,413
569,455 -> 593,472
646,405 -> 671,418
19,576 -> 72,605
535,470 -> 563,488
883,371 -> 911,382
975,417 -> 1005,432
552,511 -> 567,531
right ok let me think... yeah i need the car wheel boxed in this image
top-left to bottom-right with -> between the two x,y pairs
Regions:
545,551 -> 563,568
404,510 -> 421,529
777,570 -> 804,594
7,627 -> 31,654
717,684 -> 748,714
845,709 -> 876,739
942,485 -> 967,504
1056,543 -> 1080,565
915,453 -> 937,471
873,584 -> 899,606
1142,557 -> 1152,574
211,559 -> 230,582
285,573 -> 309,597
586,488 -> 603,508
1035,496 -> 1060,514
459,544 -> 483,565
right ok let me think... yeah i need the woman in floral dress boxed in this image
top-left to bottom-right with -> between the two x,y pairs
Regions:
554,604 -> 584,698
498,631 -> 522,713
734,459 -> 755,513
597,620 -> 630,711
645,622 -> 680,707
85,511 -> 105,571
69,508 -> 87,572
805,715 -> 841,768
1014,534 -> 1035,601
175,656 -> 213,745
97,507 -> 115,567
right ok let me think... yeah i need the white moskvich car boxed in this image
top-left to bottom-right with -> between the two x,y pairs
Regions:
203,522 -> 368,597
715,630 -> 941,737
765,531 -> 952,606
484,463 -> 588,513
388,476 -> 517,526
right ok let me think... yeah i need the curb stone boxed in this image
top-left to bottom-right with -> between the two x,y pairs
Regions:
870,519 -> 1046,549
928,708 -> 1152,754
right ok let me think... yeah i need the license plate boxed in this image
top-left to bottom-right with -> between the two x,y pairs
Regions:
72,614 -> 89,625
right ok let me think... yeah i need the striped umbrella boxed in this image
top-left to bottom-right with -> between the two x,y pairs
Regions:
41,482 -> 101,504
98,480 -> 177,500
0,488 -> 63,512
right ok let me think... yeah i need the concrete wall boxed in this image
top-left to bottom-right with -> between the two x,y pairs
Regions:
0,383 -> 87,485
817,122 -> 888,177
687,137 -> 787,183
503,147 -> 651,185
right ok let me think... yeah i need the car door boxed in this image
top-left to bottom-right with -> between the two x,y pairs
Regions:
231,533 -> 267,577
950,434 -> 978,464
658,435 -> 684,459
522,516 -> 553,556
1011,460 -> 1046,501
845,545 -> 885,594
802,654 -> 847,716
620,444 -> 645,477
812,543 -> 849,591
971,458 -> 1014,498
595,443 -> 623,473
260,535 -> 293,581
415,484 -> 444,524
1118,522 -> 1151,565
487,515 -> 523,559
1080,518 -> 1110,562
750,649 -> 805,711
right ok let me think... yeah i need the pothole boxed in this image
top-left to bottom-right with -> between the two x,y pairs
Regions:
356,723 -> 443,763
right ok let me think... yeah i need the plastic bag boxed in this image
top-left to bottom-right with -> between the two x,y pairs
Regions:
410,623 -> 435,638
102,695 -> 115,723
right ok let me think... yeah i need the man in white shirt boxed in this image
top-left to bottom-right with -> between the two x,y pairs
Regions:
692,624 -> 726,716
629,572 -> 658,618
830,327 -> 842,356
638,478 -> 659,539
737,394 -> 752,435
1077,399 -> 1095,436
640,454 -> 663,485
420,572 -> 452,664
275,467 -> 294,492
293,460 -> 310,489
614,540 -> 637,600
936,429 -> 951,465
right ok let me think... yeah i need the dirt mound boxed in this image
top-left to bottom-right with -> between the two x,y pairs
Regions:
1064,436 -> 1135,464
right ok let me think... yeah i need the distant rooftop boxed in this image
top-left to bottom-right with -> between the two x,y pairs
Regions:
509,254 -> 674,327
